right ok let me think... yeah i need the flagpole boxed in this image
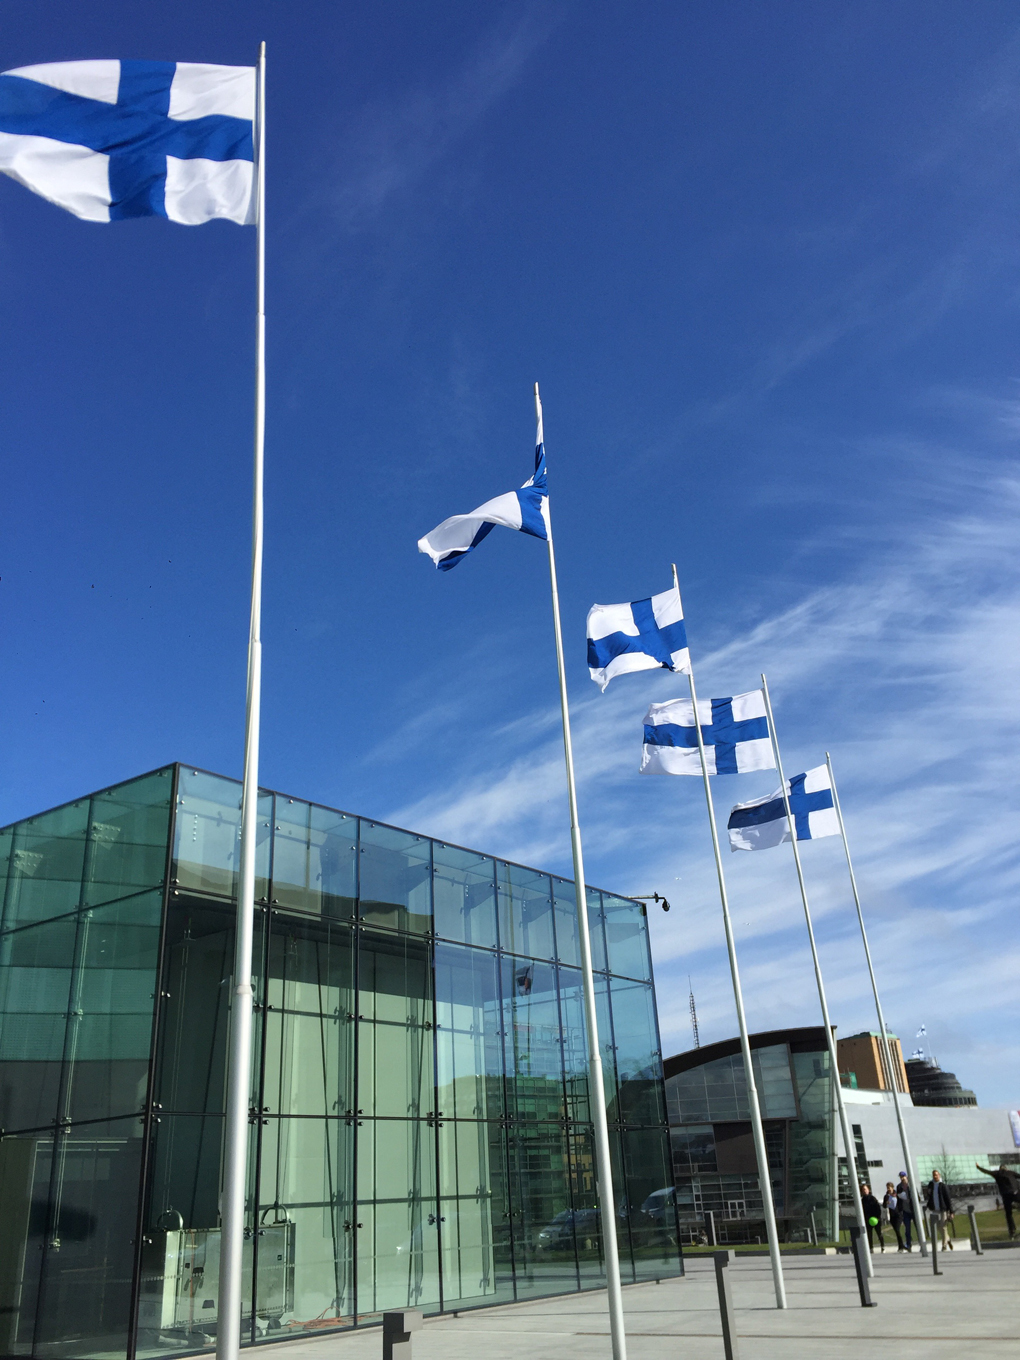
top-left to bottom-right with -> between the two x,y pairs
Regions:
759,675 -> 873,1277
826,753 -> 928,1256
535,384 -> 627,1360
673,569 -> 787,1308
217,41 -> 266,1360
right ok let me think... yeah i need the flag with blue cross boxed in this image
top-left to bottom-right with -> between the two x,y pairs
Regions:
640,690 -> 775,776
0,60 -> 254,224
586,580 -> 690,691
726,764 -> 839,851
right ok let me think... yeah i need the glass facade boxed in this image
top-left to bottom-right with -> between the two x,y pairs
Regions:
664,1031 -> 835,1244
0,765 -> 679,1360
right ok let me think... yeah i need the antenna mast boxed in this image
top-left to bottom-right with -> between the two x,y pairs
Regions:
688,976 -> 700,1049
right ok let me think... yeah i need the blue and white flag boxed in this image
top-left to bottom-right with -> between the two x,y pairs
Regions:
418,443 -> 548,571
586,583 -> 690,691
727,764 -> 838,851
640,691 -> 775,776
0,60 -> 254,224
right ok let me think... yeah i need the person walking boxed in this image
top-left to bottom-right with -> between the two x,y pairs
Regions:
883,1181 -> 905,1252
861,1183 -> 885,1252
975,1162 -> 1019,1239
897,1172 -> 917,1251
924,1170 -> 954,1249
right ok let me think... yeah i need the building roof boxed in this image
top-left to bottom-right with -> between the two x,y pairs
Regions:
663,1025 -> 827,1079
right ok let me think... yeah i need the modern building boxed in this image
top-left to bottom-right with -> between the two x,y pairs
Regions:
0,765 -> 681,1360
903,1057 -> 977,1108
664,1027 -> 836,1244
835,1031 -> 908,1095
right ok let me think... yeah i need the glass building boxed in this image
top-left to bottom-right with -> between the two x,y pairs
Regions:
0,765 -> 680,1360
664,1027 -> 835,1244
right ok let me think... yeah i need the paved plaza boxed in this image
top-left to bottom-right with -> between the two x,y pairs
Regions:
258,1248 -> 1017,1360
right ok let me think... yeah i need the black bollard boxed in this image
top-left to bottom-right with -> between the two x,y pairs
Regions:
383,1310 -> 423,1360
966,1204 -> 983,1255
713,1250 -> 740,1360
929,1215 -> 942,1275
848,1226 -> 877,1307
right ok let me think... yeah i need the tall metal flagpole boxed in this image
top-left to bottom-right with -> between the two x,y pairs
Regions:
535,384 -> 627,1360
217,42 -> 266,1360
673,569 -> 787,1309
759,675 -> 873,1277
826,753 -> 928,1256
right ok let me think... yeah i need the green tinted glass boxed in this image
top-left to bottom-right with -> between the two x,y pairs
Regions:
84,769 -> 173,907
271,800 -> 356,919
358,823 -> 431,934
497,864 -> 555,960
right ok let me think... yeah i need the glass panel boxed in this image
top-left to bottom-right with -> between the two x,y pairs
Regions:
587,890 -> 608,973
271,801 -> 356,920
788,1048 -> 834,1237
623,1127 -> 682,1280
84,769 -> 173,907
602,895 -> 651,981
555,966 -> 615,1124
173,769 -> 270,901
432,845 -> 497,949
610,978 -> 665,1125
666,1051 -> 749,1124
437,1120 -> 514,1308
434,943 -> 503,1121
2,1119 -> 143,1360
357,930 -> 434,1118
0,914 -> 77,1133
356,1118 -> 440,1314
262,916 -> 355,1117
0,800 -> 88,930
499,958 -> 564,1124
755,1043 -> 798,1119
154,898 -> 237,1115
497,865 -> 555,961
506,1123 -> 578,1298
358,824 -> 431,935
551,877 -> 581,968
256,1118 -> 353,1332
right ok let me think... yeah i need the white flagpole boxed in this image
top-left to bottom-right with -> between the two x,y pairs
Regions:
826,753 -> 928,1255
535,384 -> 627,1360
759,675 -> 873,1276
217,41 -> 266,1360
674,568 -> 786,1309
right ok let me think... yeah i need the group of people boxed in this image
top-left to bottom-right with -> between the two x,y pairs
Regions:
859,1162 -> 1019,1252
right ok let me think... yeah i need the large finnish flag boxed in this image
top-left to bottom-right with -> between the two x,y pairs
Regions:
727,764 -> 838,851
0,60 -> 254,224
586,583 -> 690,691
640,690 -> 775,776
418,443 -> 548,571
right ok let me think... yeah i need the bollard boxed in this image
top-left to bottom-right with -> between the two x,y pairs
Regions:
713,1251 -> 740,1360
383,1311 -> 423,1360
705,1209 -> 717,1246
809,1210 -> 818,1247
929,1215 -> 942,1276
966,1204 -> 983,1255
848,1226 -> 877,1307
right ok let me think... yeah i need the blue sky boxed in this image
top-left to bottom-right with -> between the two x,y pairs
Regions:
1,3 -> 1018,1106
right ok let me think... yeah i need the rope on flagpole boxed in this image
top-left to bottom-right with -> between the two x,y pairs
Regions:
676,568 -> 787,1309
217,41 -> 266,1360
826,752 -> 928,1256
759,675 -> 873,1278
536,383 -> 628,1360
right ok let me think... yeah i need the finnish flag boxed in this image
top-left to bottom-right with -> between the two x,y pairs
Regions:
640,690 -> 775,776
0,60 -> 254,224
727,764 -> 839,851
418,443 -> 548,571
586,583 -> 690,691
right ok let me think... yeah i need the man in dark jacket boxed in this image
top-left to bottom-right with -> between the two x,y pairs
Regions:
925,1170 -> 954,1249
975,1162 -> 1019,1239
860,1183 -> 885,1252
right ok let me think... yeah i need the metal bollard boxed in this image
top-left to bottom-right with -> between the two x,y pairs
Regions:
705,1209 -> 717,1246
809,1210 -> 818,1246
713,1250 -> 740,1360
383,1310 -> 423,1360
848,1226 -> 877,1307
966,1204 -> 983,1255
929,1215 -> 942,1276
